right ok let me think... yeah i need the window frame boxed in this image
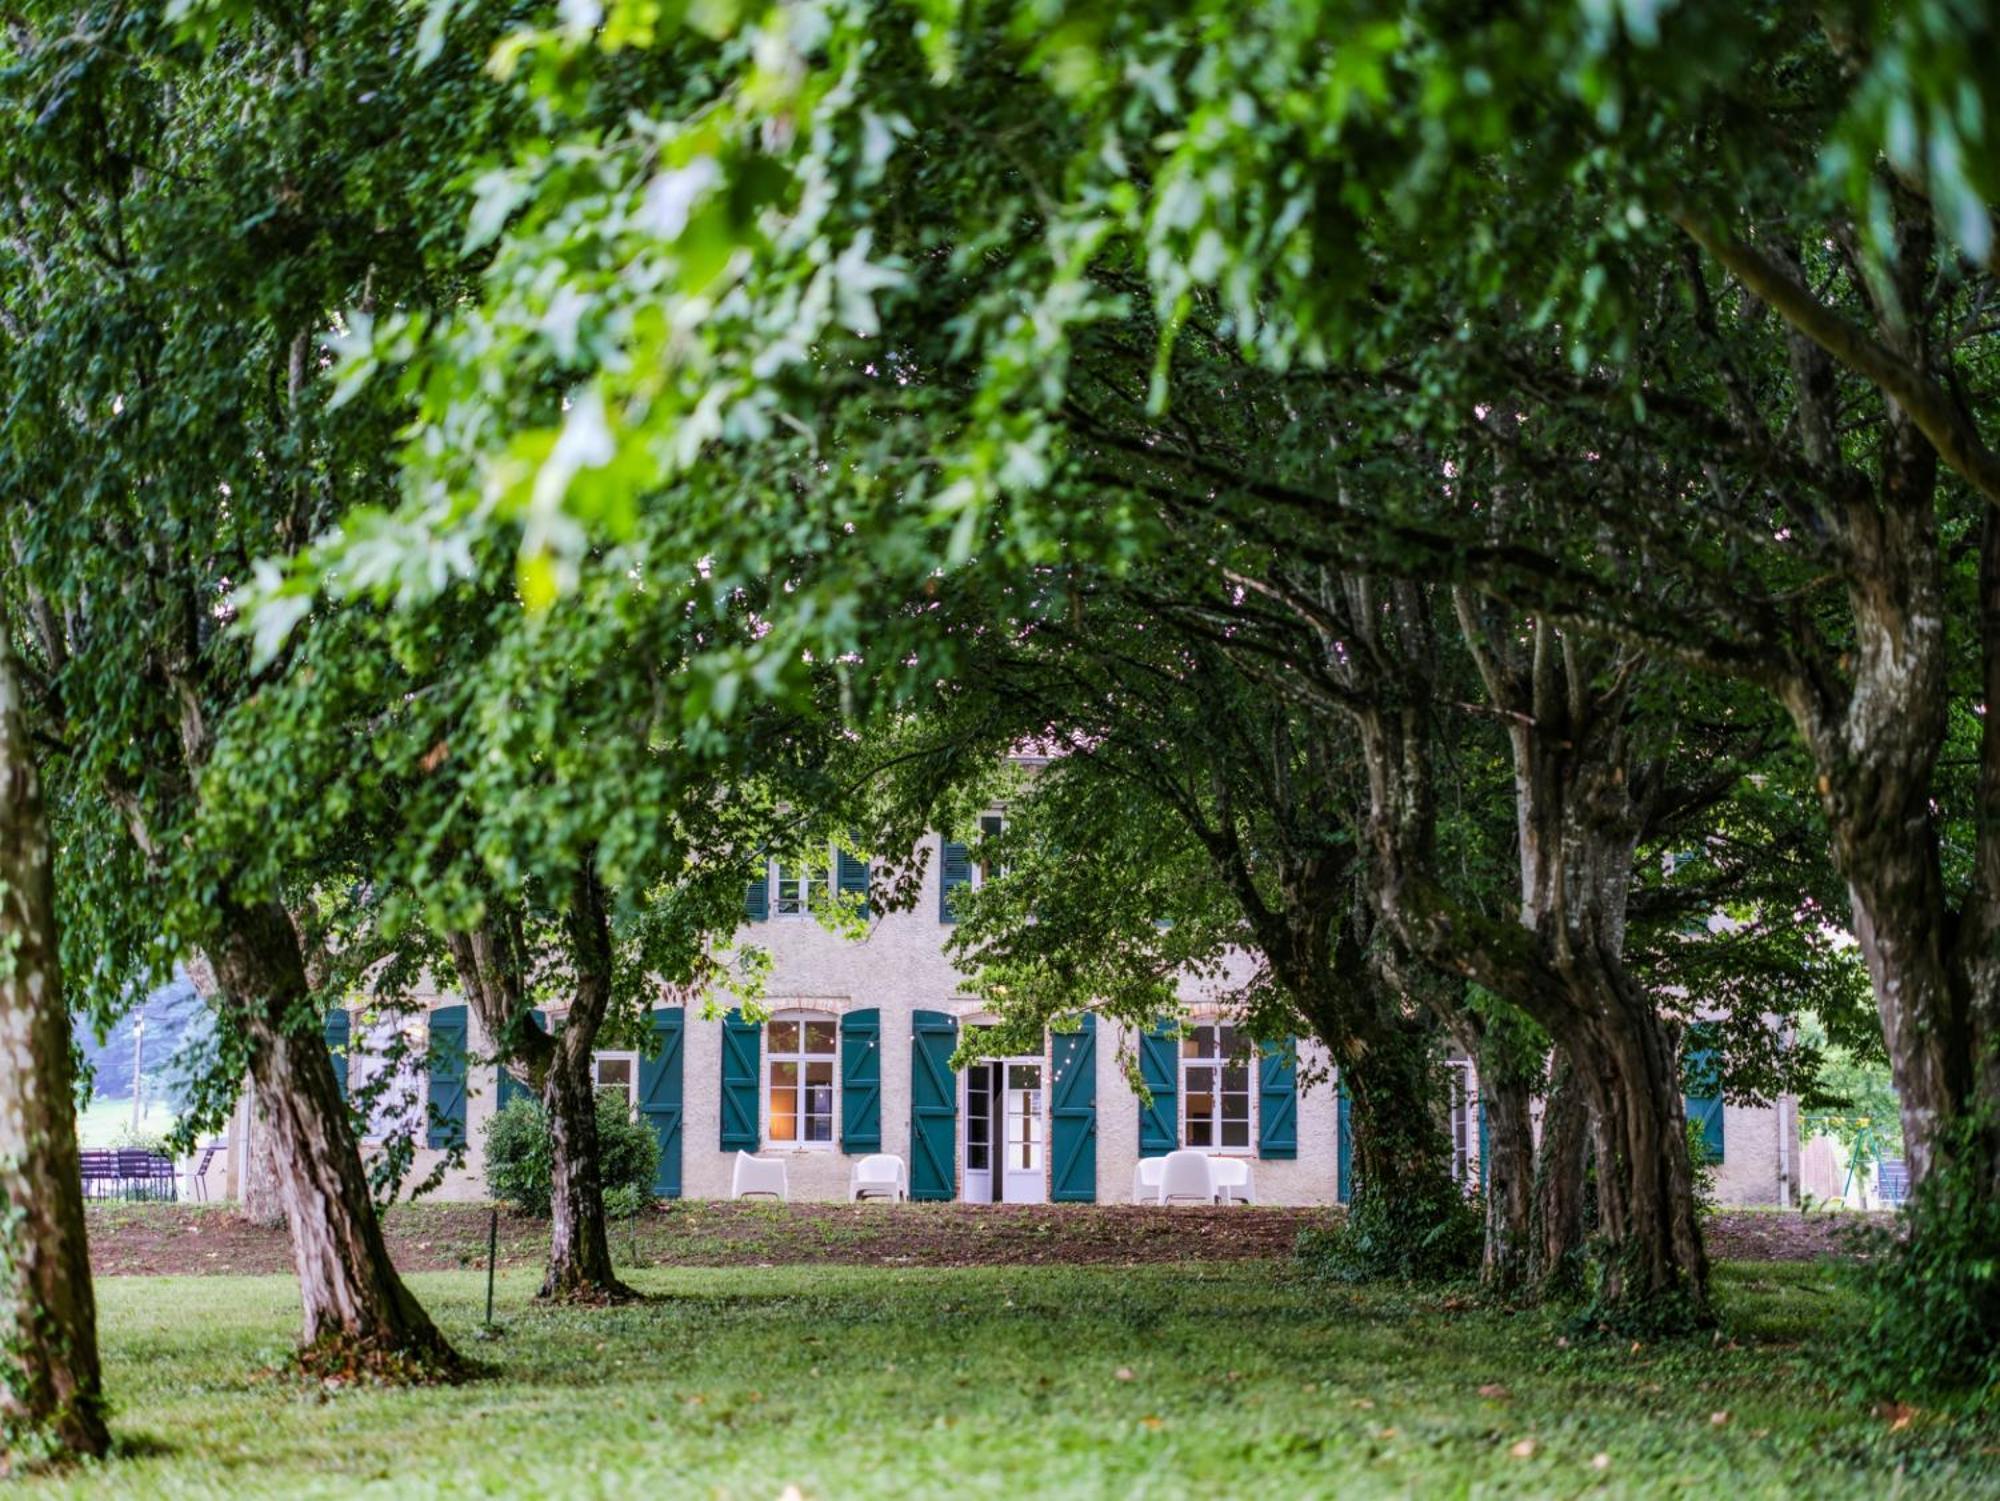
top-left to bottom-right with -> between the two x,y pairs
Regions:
770,851 -> 836,917
764,1010 -> 839,1150
1179,1019 -> 1254,1154
1448,1060 -> 1474,1187
354,1009 -> 428,1146
970,812 -> 1006,890
592,1051 -> 640,1116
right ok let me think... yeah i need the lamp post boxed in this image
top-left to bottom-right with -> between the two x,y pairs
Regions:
130,1012 -> 147,1134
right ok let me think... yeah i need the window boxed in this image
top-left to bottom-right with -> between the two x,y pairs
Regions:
1448,1062 -> 1474,1186
1182,1022 -> 1250,1150
767,1015 -> 837,1145
774,858 -> 829,916
1007,1062 -> 1044,1171
966,1062 -> 993,1173
973,813 -> 1005,888
354,1011 -> 425,1142
594,1052 -> 638,1111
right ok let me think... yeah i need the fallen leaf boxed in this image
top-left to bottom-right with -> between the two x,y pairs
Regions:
1510,1438 -> 1538,1459
1478,1384 -> 1510,1400
1878,1402 -> 1916,1432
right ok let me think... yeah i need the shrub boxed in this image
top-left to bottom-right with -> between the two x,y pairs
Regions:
1685,1118 -> 1718,1219
482,1092 -> 659,1218
1296,1178 -> 1482,1286
1834,1120 -> 2000,1401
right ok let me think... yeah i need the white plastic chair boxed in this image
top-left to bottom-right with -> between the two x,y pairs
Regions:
849,1154 -> 907,1202
1130,1157 -> 1166,1204
1210,1156 -> 1255,1205
731,1151 -> 790,1202
1158,1148 -> 1218,1205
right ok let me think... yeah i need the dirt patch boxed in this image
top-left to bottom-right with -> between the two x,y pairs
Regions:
84,1201 -> 1890,1279
1702,1210 -> 1893,1263
86,1200 -> 1322,1277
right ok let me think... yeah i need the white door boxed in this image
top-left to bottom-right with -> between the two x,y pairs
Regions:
962,1062 -> 995,1204
1002,1060 -> 1045,1204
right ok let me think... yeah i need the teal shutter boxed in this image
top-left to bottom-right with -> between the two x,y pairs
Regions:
496,1008 -> 548,1111
938,837 -> 971,922
1050,1014 -> 1098,1202
909,1010 -> 958,1199
1257,1039 -> 1298,1159
720,1009 -> 761,1151
426,1005 -> 468,1149
1137,1018 -> 1178,1157
1336,1079 -> 1354,1204
744,862 -> 770,922
837,848 -> 871,918
638,1008 -> 684,1198
1477,1097 -> 1490,1194
323,1008 -> 351,1105
1684,1047 -> 1725,1164
840,1009 -> 882,1153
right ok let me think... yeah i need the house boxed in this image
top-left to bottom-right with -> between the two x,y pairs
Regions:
230,828 -> 1801,1209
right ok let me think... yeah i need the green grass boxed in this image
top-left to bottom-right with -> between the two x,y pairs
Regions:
74,1097 -> 176,1149
34,1262 -> 2000,1498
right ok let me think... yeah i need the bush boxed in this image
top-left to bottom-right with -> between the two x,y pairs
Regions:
1834,1122 -> 2000,1401
482,1092 -> 659,1218
1685,1118 -> 1718,1219
1296,1178 -> 1483,1286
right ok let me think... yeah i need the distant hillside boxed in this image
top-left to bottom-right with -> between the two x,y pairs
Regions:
74,971 -> 212,1108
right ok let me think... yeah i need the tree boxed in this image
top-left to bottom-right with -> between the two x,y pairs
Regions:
0,621 -> 106,1462
0,0 -> 513,1375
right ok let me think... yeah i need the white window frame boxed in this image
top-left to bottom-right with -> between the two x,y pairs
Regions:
772,853 -> 832,917
970,812 -> 1005,889
1448,1060 -> 1474,1187
765,1010 -> 838,1150
593,1051 -> 640,1116
354,1010 -> 427,1144
1180,1019 -> 1253,1154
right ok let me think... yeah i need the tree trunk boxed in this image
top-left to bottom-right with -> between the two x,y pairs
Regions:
540,862 -> 637,1303
207,898 -> 461,1379
539,1050 -> 630,1302
1531,1059 -> 1591,1293
1329,1012 -> 1478,1280
0,624 -> 108,1462
239,1080 -> 287,1229
447,867 -> 636,1306
1555,973 -> 1710,1319
1475,1062 -> 1536,1297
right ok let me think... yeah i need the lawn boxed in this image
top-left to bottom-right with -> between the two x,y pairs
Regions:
31,1260 -> 2000,1498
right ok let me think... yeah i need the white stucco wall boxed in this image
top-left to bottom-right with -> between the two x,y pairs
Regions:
340,832 -> 1795,1210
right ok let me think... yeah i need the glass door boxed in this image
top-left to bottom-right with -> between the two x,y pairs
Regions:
962,1062 -> 995,1203
1002,1061 -> 1045,1203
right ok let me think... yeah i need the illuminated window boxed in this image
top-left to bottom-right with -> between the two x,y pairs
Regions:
767,1015 -> 837,1145
1182,1022 -> 1251,1150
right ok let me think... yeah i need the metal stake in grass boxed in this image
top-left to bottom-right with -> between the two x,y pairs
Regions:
476,1206 -> 503,1340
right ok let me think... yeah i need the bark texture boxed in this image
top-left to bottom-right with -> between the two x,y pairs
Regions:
0,625 -> 107,1461
1333,578 -> 1709,1317
1531,1060 -> 1593,1290
447,862 -> 634,1305
207,898 -> 459,1374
